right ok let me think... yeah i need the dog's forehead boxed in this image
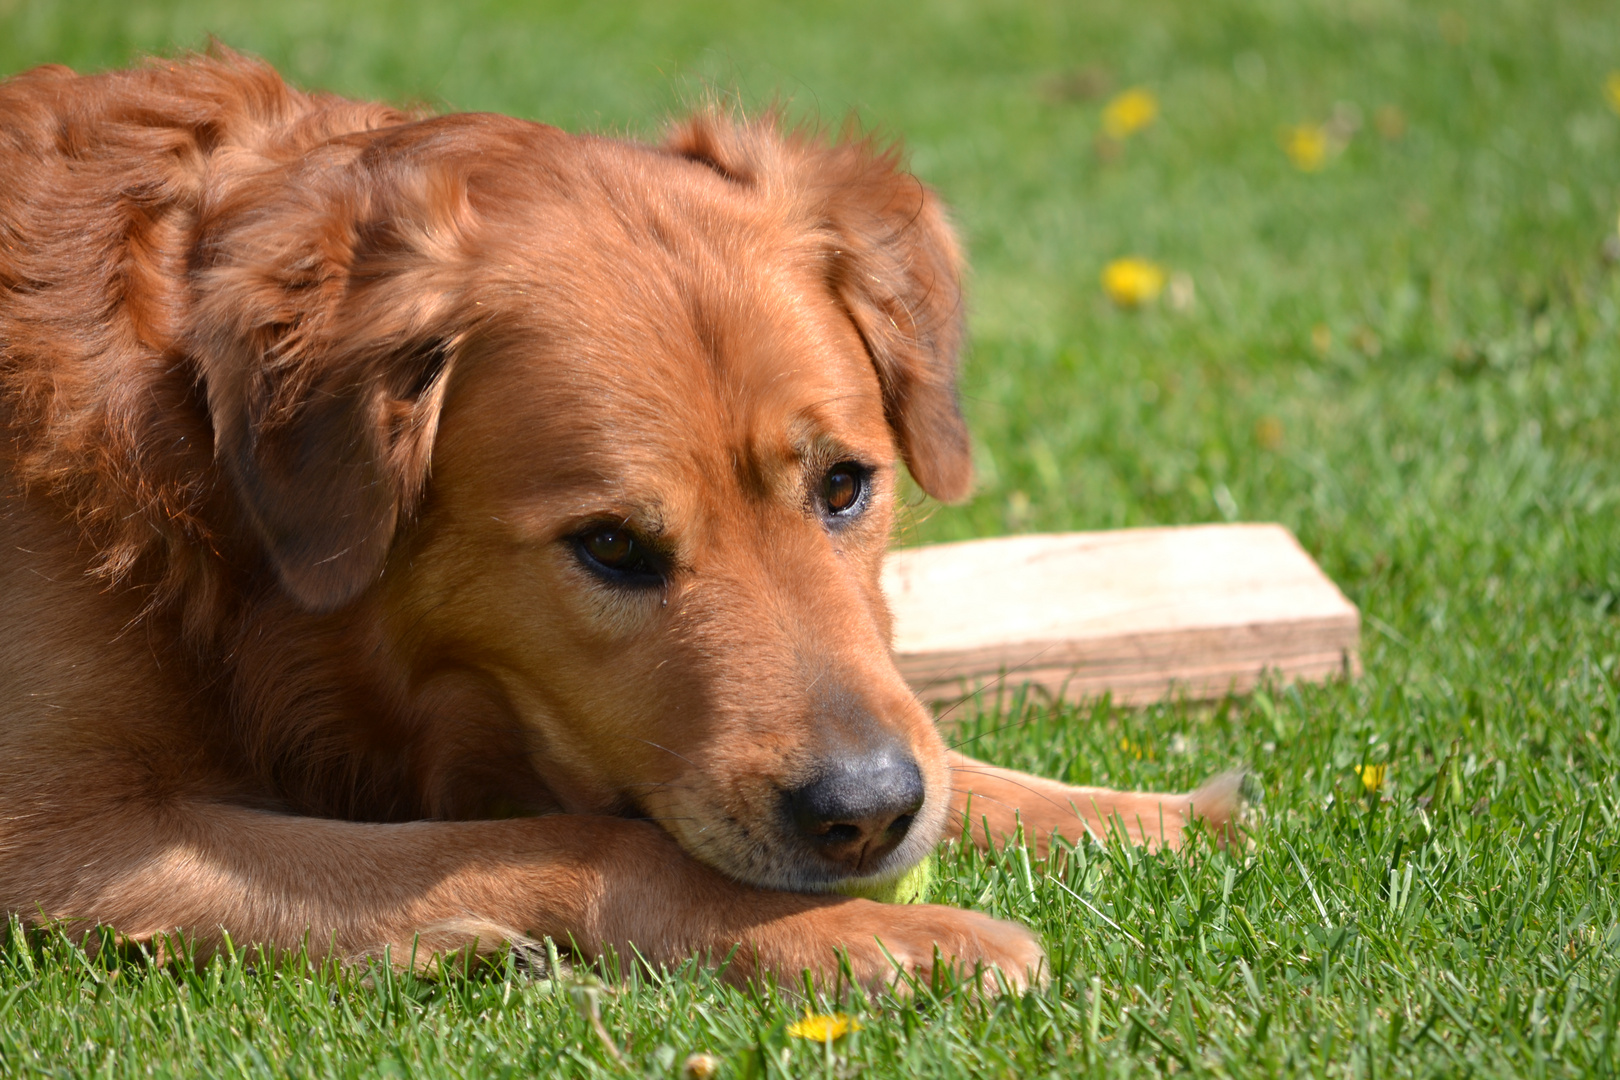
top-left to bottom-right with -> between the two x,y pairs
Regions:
445,159 -> 895,511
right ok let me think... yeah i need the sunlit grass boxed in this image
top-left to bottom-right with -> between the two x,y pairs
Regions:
3,0 -> 1618,1075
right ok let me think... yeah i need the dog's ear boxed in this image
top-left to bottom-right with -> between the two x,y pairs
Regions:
812,140 -> 973,502
668,116 -> 974,502
191,142 -> 473,612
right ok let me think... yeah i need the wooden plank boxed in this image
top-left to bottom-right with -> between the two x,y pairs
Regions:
882,523 -> 1360,708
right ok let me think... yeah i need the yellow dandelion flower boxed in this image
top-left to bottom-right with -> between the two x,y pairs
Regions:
1354,763 -> 1387,792
1284,125 -> 1329,171
1605,71 -> 1620,115
1102,258 -> 1166,308
1102,88 -> 1159,139
787,1012 -> 862,1042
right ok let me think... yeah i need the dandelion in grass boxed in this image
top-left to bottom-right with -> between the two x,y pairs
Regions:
788,1012 -> 861,1042
1284,124 -> 1329,171
1354,763 -> 1387,793
1606,71 -> 1620,115
1102,258 -> 1165,308
1119,736 -> 1155,761
1102,88 -> 1158,139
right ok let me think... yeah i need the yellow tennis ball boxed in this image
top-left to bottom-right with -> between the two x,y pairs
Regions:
830,855 -> 935,904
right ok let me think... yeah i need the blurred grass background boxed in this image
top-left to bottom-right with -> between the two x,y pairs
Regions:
3,1 -> 1619,1077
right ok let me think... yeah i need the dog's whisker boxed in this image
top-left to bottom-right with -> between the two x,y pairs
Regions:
618,780 -> 685,794
932,642 -> 1061,733
624,737 -> 698,769
944,715 -> 1048,752
944,786 -> 1022,812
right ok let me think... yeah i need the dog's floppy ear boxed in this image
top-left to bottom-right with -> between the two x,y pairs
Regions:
191,140 -> 473,611
669,116 -> 974,502
812,139 -> 973,502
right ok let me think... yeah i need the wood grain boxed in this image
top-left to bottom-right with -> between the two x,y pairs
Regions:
883,523 -> 1360,709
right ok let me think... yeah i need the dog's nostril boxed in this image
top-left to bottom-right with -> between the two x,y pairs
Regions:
820,823 -> 863,845
784,749 -> 925,870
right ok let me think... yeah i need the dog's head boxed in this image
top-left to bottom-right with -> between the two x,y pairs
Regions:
192,109 -> 972,891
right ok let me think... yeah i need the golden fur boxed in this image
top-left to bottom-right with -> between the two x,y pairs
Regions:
0,51 -> 1237,990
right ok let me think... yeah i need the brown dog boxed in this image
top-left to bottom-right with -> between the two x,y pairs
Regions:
0,51 -> 1238,991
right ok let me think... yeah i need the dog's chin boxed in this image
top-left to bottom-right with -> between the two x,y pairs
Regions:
791,827 -> 938,896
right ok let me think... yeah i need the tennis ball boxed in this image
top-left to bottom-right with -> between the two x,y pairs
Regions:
830,855 -> 935,904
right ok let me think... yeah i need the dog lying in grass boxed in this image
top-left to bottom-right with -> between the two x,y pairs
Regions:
0,50 -> 1240,991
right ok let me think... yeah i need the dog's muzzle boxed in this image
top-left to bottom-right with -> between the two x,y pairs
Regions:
782,746 -> 925,876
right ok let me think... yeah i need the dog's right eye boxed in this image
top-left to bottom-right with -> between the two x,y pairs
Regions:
574,526 -> 663,585
819,461 -> 870,521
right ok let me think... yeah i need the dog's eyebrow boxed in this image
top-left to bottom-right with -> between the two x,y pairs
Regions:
789,428 -> 870,471
491,491 -> 671,543
571,503 -> 667,533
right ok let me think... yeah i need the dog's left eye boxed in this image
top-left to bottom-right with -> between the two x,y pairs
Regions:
820,462 -> 868,519
574,526 -> 663,585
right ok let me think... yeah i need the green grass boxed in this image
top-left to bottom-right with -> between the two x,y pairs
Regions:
3,0 -> 1619,1076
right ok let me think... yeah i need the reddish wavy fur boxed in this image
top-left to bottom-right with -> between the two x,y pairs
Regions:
0,51 -> 1236,988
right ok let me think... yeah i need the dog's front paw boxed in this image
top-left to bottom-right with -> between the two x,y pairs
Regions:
769,900 -> 1046,994
1186,768 -> 1253,850
948,752 -> 1253,856
960,767 -> 1254,855
1037,769 -> 1251,852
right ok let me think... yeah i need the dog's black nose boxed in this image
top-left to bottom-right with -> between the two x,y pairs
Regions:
785,749 -> 925,873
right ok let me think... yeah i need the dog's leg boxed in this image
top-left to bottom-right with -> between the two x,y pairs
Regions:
947,752 -> 1244,854
3,801 -> 1043,991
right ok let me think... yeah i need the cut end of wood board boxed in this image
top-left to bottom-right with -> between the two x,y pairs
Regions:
882,523 -> 1360,710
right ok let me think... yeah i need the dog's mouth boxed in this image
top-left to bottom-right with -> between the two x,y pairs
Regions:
787,827 -> 938,895
637,749 -> 949,893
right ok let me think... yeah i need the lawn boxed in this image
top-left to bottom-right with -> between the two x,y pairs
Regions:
2,0 -> 1619,1076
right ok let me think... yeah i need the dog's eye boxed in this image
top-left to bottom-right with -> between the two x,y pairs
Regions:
821,463 -> 867,518
575,526 -> 663,585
